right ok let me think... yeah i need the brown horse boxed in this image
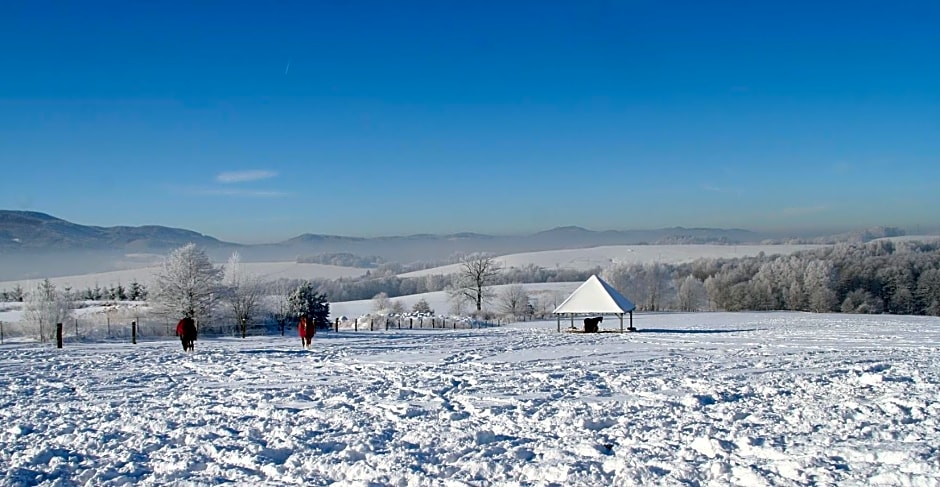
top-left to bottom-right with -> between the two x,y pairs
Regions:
298,316 -> 315,348
176,317 -> 197,352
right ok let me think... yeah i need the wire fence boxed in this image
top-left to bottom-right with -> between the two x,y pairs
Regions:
0,314 -> 505,345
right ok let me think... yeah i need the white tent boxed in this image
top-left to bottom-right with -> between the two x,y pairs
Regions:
552,274 -> 636,332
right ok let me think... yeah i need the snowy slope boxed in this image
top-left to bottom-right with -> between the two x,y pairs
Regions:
0,261 -> 370,293
2,312 -> 938,486
399,244 -> 828,278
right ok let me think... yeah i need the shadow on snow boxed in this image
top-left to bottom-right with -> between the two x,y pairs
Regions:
636,328 -> 760,334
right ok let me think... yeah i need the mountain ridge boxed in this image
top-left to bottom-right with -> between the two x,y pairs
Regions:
1,210 -> 764,251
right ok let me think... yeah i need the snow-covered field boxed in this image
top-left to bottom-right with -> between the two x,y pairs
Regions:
0,244 -> 832,293
2,312 -> 938,486
399,244 -> 828,278
0,261 -> 370,294
330,282 -> 581,319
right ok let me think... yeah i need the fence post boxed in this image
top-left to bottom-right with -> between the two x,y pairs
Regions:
56,323 -> 63,348
385,319 -> 389,331
355,319 -> 358,332
370,318 -> 374,331
409,318 -> 413,329
74,319 -> 79,339
132,321 -> 137,344
1,320 -> 4,344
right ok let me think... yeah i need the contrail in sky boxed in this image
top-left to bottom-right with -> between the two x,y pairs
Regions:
285,59 -> 291,75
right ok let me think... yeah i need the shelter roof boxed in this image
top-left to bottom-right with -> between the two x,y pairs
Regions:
552,274 -> 636,314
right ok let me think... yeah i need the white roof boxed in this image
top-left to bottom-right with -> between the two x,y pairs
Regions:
552,275 -> 636,314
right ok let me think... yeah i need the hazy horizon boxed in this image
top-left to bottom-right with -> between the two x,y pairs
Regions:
3,208 -> 934,247
2,2 -> 938,242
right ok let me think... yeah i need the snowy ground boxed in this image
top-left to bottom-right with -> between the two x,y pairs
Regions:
2,312 -> 939,486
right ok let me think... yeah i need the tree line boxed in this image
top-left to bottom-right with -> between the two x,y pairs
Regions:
602,239 -> 940,316
0,281 -> 148,302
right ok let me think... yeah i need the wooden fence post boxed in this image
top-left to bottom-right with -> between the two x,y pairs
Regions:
370,318 -> 374,331
56,323 -> 63,348
1,320 -> 4,344
132,321 -> 137,344
409,318 -> 413,329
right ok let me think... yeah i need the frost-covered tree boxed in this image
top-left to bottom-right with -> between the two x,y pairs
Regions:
372,292 -> 391,313
676,275 -> 707,311
152,243 -> 223,324
390,300 -> 406,315
450,254 -> 502,312
288,281 -> 330,328
805,260 -> 837,313
916,269 -> 940,316
498,284 -> 530,320
25,279 -> 74,341
223,252 -> 264,338
268,279 -> 296,336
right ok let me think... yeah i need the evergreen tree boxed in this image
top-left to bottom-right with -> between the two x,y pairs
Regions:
128,280 -> 147,301
288,281 -> 330,329
412,298 -> 434,315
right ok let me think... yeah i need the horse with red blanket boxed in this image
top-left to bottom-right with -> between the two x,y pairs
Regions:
176,317 -> 197,352
298,316 -> 315,348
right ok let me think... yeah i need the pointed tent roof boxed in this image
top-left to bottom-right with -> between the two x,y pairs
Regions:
552,275 -> 636,315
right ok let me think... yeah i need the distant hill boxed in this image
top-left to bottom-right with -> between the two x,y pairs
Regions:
0,210 -> 233,251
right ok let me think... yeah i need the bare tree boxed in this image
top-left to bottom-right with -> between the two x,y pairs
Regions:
25,278 -> 74,341
224,252 -> 264,338
372,292 -> 391,313
153,243 -> 223,325
450,253 -> 502,312
498,284 -> 530,321
268,279 -> 295,335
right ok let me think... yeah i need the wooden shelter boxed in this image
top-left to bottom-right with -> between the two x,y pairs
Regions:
552,275 -> 637,332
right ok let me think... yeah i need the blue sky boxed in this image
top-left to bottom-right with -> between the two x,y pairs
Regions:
2,1 -> 938,243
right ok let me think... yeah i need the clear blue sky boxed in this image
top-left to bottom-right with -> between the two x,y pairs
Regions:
2,1 -> 938,243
